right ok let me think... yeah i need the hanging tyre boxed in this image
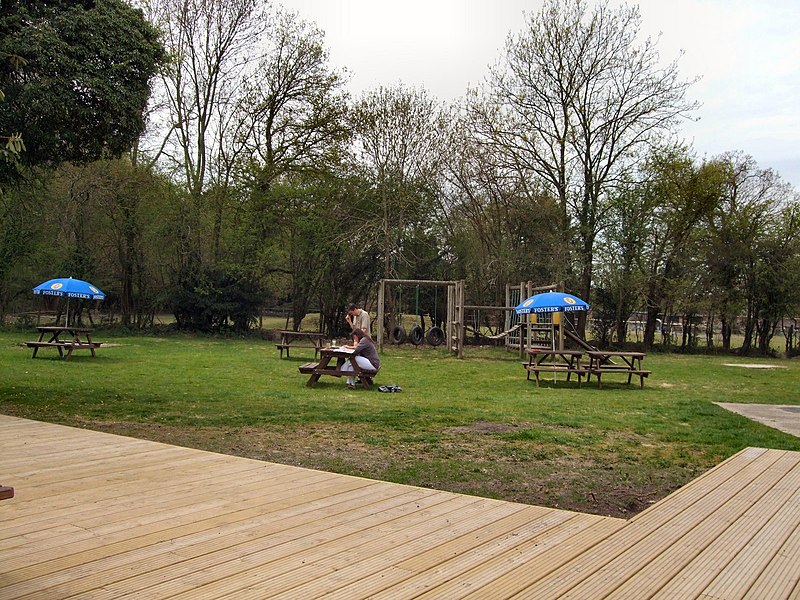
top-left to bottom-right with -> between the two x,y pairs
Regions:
426,326 -> 445,346
390,325 -> 406,344
409,325 -> 424,345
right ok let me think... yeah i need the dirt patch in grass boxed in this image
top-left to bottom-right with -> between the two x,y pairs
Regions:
443,420 -> 524,434
73,417 -> 693,519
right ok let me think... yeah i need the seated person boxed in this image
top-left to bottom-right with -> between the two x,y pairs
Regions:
341,328 -> 380,389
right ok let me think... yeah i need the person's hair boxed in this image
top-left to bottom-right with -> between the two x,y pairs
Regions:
352,328 -> 366,341
347,303 -> 357,312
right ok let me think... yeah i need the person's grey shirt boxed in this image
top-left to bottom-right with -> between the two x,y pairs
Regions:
355,337 -> 380,370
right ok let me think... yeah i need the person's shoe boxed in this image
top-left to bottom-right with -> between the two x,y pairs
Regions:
346,383 -> 356,389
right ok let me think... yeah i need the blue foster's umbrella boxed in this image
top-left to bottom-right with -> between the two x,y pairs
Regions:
514,291 -> 589,314
33,277 -> 105,300
32,277 -> 105,325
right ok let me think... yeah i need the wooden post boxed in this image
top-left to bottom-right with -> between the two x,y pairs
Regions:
457,280 -> 466,359
377,280 -> 385,352
523,281 -> 531,360
505,283 -> 512,352
446,283 -> 454,355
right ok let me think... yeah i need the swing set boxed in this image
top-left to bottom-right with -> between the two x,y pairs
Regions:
376,279 -> 564,358
377,279 -> 454,351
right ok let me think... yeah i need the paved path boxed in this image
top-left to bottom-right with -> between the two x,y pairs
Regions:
716,402 -> 800,437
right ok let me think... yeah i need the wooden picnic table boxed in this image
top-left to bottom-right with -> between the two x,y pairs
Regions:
586,350 -> 651,388
523,348 -> 586,387
299,347 -> 379,389
27,326 -> 102,360
276,329 -> 324,359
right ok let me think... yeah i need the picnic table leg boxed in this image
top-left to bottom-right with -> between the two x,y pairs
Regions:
306,355 -> 332,387
306,370 -> 322,386
86,335 -> 97,357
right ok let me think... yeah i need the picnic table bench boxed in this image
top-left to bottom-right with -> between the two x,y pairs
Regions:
586,350 -> 651,388
523,349 -> 587,387
299,347 -> 379,389
276,330 -> 324,359
27,326 -> 102,360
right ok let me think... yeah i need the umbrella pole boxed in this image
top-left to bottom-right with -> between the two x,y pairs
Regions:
65,297 -> 70,327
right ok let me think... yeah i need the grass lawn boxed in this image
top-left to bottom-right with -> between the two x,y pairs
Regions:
2,329 -> 799,518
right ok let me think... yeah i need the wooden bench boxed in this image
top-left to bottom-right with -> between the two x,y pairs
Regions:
0,485 -> 13,500
523,362 -> 588,387
27,341 -> 103,359
277,330 -> 324,358
276,343 -> 320,359
299,361 -> 379,389
585,350 -> 650,388
589,367 -> 651,388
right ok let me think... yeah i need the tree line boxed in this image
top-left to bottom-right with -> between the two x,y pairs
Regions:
1,0 -> 797,353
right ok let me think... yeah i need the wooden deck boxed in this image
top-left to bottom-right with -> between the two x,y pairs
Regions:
1,415 -> 799,599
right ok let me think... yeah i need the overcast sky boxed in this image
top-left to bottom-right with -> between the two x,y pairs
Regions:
278,0 -> 800,190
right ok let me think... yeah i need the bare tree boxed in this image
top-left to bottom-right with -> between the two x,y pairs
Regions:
140,0 -> 269,199
350,84 -> 449,279
484,0 -> 697,318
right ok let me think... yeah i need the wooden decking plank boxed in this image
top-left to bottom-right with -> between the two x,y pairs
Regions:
350,512 -> 617,600
697,467 -> 800,599
4,445 -> 196,487
408,515 -> 622,600
0,457 -> 280,532
3,434 -> 165,470
0,478 -> 389,599
6,450 -> 250,505
172,495 -> 512,600
627,447 -> 774,527
4,438 -> 234,484
446,517 -> 624,600
6,450 -> 302,514
4,450 -> 250,508
0,474 -> 375,584
77,489 -> 459,600
214,498 -> 534,600
0,457 -> 296,536
506,448 -> 788,600
394,504 -> 554,572
0,467 -> 339,563
608,453 -> 800,599
740,520 -> 800,599
3,416 -> 800,600
3,479 -> 391,599
0,461 -> 298,547
7,485 -> 426,600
